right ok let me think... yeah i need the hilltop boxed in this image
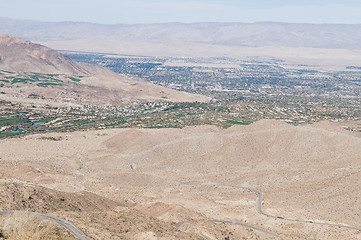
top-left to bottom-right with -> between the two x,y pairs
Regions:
0,34 -> 88,75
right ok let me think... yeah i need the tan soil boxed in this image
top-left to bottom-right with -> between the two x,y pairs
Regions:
0,120 -> 360,239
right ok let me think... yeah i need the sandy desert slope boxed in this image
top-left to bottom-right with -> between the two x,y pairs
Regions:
0,120 -> 360,239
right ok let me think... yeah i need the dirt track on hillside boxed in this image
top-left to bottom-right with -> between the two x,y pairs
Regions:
0,120 -> 360,239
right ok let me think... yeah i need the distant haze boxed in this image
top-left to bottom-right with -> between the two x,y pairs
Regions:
1,18 -> 361,49
2,17 -> 361,70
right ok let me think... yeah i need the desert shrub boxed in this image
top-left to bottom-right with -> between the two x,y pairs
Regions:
2,212 -> 68,240
38,136 -> 63,141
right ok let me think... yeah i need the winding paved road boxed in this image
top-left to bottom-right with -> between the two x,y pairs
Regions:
175,184 -> 283,238
0,210 -> 92,240
176,184 -> 361,238
233,185 -> 361,232
2,184 -> 360,239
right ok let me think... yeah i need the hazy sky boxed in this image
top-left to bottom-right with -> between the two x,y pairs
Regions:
1,0 -> 360,24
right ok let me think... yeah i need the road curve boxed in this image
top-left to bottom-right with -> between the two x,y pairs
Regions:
176,184 -> 361,237
175,184 -> 283,238
0,210 -> 92,240
231,185 -> 361,232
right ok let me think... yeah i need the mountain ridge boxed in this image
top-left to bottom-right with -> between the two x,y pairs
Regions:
1,17 -> 361,49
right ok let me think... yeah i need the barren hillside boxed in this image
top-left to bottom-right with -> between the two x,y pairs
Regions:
0,34 -> 206,105
0,34 -> 89,75
0,120 -> 360,239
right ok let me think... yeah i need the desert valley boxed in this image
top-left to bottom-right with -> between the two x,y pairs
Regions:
0,15 -> 360,240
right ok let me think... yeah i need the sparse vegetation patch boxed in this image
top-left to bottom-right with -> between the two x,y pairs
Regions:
0,212 -> 73,240
0,71 -> 82,88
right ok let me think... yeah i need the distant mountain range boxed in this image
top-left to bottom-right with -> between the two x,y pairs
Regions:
1,17 -> 361,49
